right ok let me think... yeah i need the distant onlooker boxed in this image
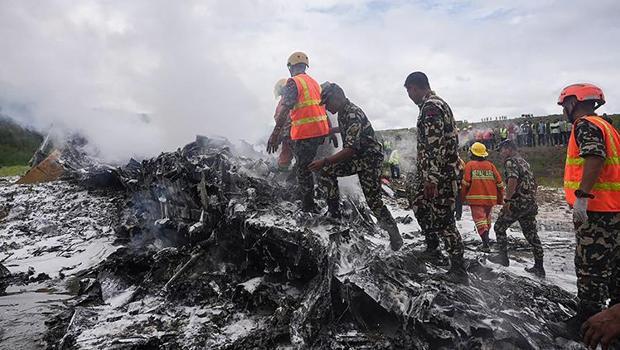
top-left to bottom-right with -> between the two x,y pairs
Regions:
517,122 -> 526,146
545,120 -> 552,145
482,128 -> 494,149
537,121 -> 546,146
560,119 -> 571,145
388,149 -> 400,179
526,122 -> 534,147
550,119 -> 561,145
499,126 -> 508,141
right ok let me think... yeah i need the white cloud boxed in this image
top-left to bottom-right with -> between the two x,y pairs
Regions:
0,0 -> 618,161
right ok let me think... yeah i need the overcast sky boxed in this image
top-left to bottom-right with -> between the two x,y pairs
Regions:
1,0 -> 619,161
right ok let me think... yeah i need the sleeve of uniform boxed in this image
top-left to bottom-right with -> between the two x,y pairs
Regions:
575,119 -> 607,159
342,112 -> 363,151
280,79 -> 298,110
461,162 -> 472,199
419,104 -> 445,184
492,163 -> 504,204
504,159 -> 519,180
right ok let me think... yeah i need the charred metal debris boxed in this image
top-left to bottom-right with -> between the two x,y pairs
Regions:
35,136 -> 580,349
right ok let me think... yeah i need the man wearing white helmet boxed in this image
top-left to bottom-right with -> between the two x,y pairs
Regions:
267,52 -> 337,212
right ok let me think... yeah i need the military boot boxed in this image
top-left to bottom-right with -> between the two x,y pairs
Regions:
326,199 -> 342,220
419,239 -> 449,266
480,231 -> 491,253
548,303 -> 601,341
487,246 -> 509,266
301,193 -> 319,213
524,258 -> 545,278
444,257 -> 469,285
378,219 -> 404,251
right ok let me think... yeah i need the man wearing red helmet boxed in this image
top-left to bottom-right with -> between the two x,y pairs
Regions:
551,83 -> 620,339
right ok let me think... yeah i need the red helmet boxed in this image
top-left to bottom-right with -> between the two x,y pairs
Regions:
557,83 -> 605,109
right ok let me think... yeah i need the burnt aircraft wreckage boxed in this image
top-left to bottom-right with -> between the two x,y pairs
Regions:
1,136 -> 584,349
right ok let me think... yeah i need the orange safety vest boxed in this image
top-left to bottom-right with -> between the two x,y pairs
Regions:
289,74 -> 330,140
565,116 -> 620,212
462,160 -> 504,206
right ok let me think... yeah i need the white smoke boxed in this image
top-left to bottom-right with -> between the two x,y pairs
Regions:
0,2 -> 265,163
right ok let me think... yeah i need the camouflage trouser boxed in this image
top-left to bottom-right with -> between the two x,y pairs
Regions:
319,156 -> 395,225
575,212 -> 620,309
292,137 -> 324,202
410,175 -> 464,260
494,200 -> 543,260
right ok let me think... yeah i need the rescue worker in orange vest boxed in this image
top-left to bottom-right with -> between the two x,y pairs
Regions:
273,78 -> 294,171
267,52 -> 337,212
550,83 -> 620,340
461,142 -> 504,252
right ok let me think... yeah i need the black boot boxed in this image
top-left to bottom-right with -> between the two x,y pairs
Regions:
548,303 -> 601,340
378,219 -> 403,251
525,258 -> 545,278
301,193 -> 319,213
480,231 -> 490,253
444,257 -> 469,285
326,199 -> 342,220
488,247 -> 509,266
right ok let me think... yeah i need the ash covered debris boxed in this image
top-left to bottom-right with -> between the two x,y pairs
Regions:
24,136 -> 586,349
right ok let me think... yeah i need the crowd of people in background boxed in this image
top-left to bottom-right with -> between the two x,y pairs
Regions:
461,113 -> 616,152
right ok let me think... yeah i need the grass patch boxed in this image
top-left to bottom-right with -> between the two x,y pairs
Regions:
0,165 -> 30,177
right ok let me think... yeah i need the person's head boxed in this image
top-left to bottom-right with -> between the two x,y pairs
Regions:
273,78 -> 288,99
404,71 -> 431,105
498,139 -> 517,159
558,83 -> 605,123
320,82 -> 347,114
287,51 -> 309,76
469,142 -> 488,160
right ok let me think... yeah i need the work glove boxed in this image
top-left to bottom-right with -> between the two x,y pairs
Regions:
573,197 -> 588,226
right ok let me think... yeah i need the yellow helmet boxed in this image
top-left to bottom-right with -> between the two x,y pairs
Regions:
287,51 -> 309,67
470,142 -> 488,157
274,78 -> 288,98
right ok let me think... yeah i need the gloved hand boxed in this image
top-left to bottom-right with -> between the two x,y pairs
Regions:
573,197 -> 589,226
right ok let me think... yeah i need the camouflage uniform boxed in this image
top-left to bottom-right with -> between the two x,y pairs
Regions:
572,118 -> 620,310
318,100 -> 395,223
493,155 -> 544,260
411,91 -> 464,260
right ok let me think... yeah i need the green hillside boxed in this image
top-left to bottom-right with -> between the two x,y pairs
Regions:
0,116 -> 43,169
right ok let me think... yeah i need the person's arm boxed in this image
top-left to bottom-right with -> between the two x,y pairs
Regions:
579,156 -> 605,194
419,105 -> 445,182
309,112 -> 361,171
493,164 -> 505,204
267,80 -> 297,153
582,304 -> 620,350
575,119 -> 607,195
326,116 -> 339,147
461,163 -> 471,201
505,178 -> 517,199
502,159 -> 519,211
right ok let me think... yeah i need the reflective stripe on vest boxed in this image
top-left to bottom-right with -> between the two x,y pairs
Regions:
564,116 -> 620,212
289,74 -> 330,140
